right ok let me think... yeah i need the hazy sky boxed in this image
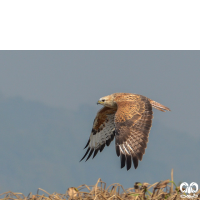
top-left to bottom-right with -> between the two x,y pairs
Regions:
0,51 -> 200,135
0,51 -> 200,194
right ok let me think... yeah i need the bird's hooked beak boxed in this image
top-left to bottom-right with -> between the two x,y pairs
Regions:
97,100 -> 103,105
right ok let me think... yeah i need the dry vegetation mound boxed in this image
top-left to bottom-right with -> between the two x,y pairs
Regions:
1,170 -> 200,200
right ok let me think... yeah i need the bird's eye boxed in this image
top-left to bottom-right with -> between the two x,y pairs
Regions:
102,99 -> 105,102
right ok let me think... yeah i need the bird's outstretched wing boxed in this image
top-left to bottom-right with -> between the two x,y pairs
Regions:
114,95 -> 153,170
80,106 -> 117,162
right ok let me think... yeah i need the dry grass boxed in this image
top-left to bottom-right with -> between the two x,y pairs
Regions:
1,169 -> 200,200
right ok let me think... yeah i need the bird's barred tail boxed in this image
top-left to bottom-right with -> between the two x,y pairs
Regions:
149,99 -> 171,112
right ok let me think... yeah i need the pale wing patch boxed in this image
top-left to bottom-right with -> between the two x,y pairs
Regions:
80,111 -> 116,162
90,114 -> 115,149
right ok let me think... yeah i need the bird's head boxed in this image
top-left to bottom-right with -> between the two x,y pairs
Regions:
97,94 -> 117,108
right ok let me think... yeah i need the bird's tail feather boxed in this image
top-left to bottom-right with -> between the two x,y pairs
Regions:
149,100 -> 171,112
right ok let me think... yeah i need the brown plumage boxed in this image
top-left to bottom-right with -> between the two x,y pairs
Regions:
80,93 -> 170,170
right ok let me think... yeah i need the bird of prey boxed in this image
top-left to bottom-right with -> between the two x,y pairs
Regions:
80,93 -> 170,170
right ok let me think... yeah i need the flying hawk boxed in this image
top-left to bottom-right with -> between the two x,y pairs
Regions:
80,93 -> 170,170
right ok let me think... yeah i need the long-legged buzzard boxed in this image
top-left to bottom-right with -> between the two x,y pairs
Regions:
80,93 -> 170,170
